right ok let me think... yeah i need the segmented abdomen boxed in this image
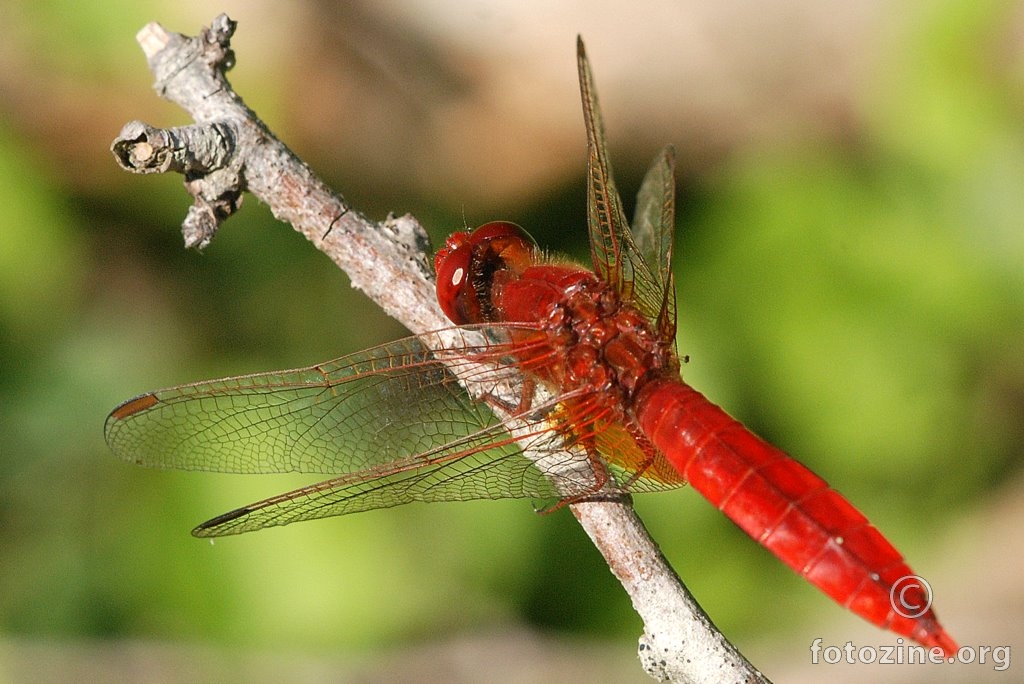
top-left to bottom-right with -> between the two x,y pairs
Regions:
633,377 -> 955,653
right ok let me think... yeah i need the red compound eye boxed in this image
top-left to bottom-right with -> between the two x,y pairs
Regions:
435,231 -> 474,324
434,221 -> 535,324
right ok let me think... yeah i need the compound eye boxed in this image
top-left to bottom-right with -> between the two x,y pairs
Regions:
435,233 -> 475,324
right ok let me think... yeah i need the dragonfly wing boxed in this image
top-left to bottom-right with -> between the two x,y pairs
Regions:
577,37 -> 632,295
106,332 -> 609,535
190,416 -> 568,537
631,145 -> 678,344
105,335 -> 499,476
577,38 -> 677,343
588,413 -> 687,492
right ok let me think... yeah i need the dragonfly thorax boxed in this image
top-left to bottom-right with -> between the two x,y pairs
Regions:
494,261 -> 680,407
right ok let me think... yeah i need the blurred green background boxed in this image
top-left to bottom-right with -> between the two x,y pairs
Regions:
1,1 -> 1021,682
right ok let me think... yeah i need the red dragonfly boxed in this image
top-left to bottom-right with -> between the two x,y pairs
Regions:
106,39 -> 956,655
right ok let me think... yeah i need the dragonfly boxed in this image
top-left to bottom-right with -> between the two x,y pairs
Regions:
106,38 -> 956,655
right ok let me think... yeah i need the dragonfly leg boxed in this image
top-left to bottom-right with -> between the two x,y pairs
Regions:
534,488 -> 631,515
476,373 -> 541,418
515,375 -> 537,414
540,435 -> 625,513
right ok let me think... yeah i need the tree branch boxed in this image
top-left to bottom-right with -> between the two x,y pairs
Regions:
112,14 -> 768,683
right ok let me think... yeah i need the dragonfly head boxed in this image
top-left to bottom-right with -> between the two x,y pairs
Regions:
435,221 -> 536,325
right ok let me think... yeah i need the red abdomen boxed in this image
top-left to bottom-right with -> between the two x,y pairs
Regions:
634,377 -> 957,654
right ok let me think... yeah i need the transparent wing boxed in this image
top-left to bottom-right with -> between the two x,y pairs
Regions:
631,145 -> 678,344
188,394 -> 586,537
107,330 -> 682,536
577,37 -> 632,297
106,335 -> 509,476
576,38 -> 677,344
